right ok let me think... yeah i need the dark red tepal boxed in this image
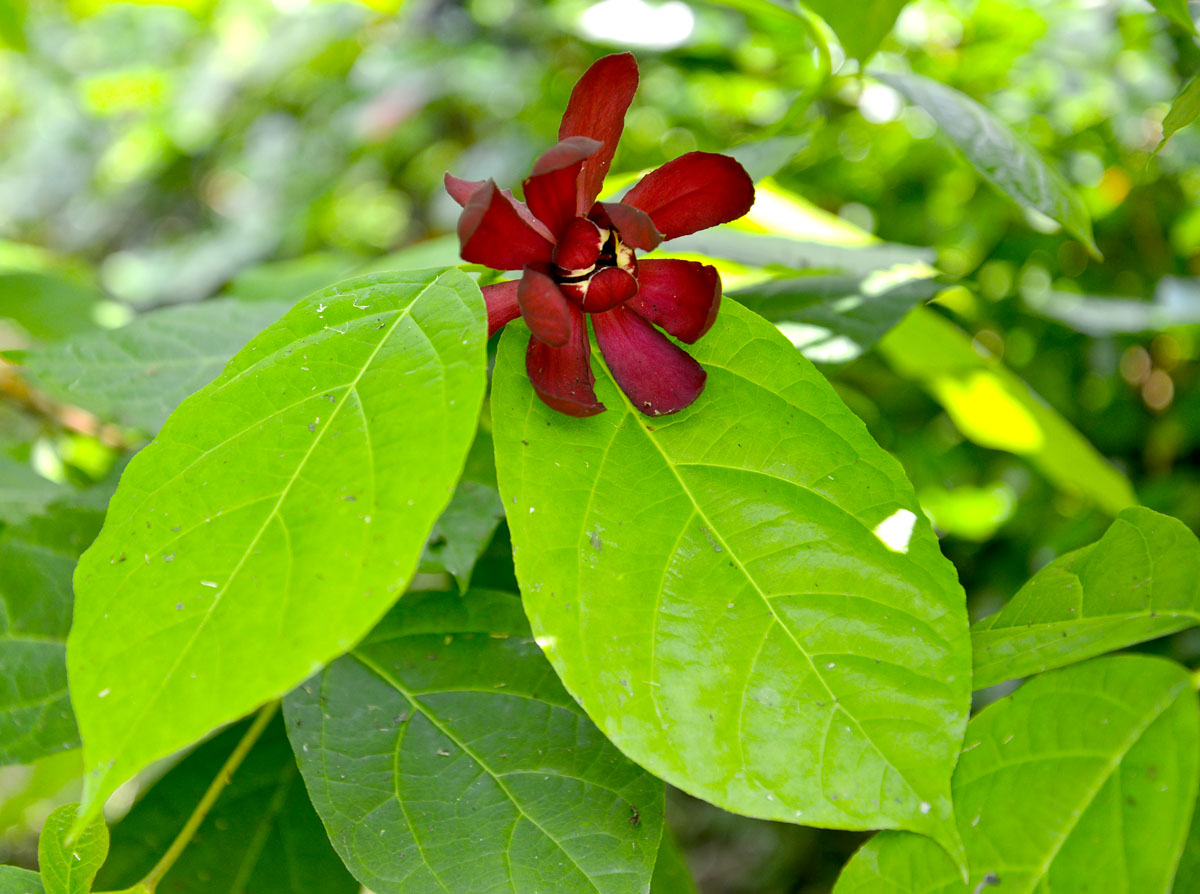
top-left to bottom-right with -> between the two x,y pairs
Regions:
446,53 -> 755,417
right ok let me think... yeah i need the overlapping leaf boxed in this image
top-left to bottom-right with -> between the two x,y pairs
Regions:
97,714 -> 358,894
38,803 -> 108,894
973,507 -> 1200,690
0,504 -> 102,765
492,301 -> 971,855
802,0 -> 908,61
878,72 -> 1098,255
18,299 -> 289,433
0,868 -> 43,894
285,589 -> 664,894
879,308 -> 1136,514
834,655 -> 1200,893
67,268 -> 486,826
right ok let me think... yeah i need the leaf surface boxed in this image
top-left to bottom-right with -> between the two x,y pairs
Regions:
492,301 -> 971,855
38,803 -> 108,894
285,589 -> 664,894
834,655 -> 1200,893
879,308 -> 1135,514
1157,76 -> 1200,153
96,714 -> 358,894
973,507 -> 1200,690
0,868 -> 43,894
19,300 -> 289,433
878,72 -> 1097,255
1149,0 -> 1196,33
801,0 -> 908,61
67,268 -> 486,825
0,505 -> 102,765
0,457 -> 63,527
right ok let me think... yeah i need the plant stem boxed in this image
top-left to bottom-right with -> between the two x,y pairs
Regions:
137,700 -> 280,892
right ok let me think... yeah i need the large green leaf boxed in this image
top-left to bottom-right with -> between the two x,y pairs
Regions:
284,589 -> 665,894
801,0 -> 908,61
18,300 -> 289,433
834,655 -> 1200,893
96,714 -> 358,894
38,803 -> 109,894
0,505 -> 102,765
877,72 -> 1098,256
973,507 -> 1200,690
879,308 -> 1136,515
1149,0 -> 1196,33
0,868 -> 43,894
730,273 -> 942,364
492,301 -> 971,857
67,268 -> 486,826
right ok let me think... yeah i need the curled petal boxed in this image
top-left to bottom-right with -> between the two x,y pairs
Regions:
481,280 -> 520,338
517,267 -> 572,347
559,53 -> 639,213
458,181 -> 555,270
523,137 -> 602,237
593,305 -> 706,416
592,202 -> 661,251
630,259 -> 721,343
582,266 -> 638,313
444,173 -> 486,206
623,152 -> 755,240
526,304 -> 605,417
553,217 -> 604,271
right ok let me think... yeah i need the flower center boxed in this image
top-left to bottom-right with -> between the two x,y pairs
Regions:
554,227 -> 637,286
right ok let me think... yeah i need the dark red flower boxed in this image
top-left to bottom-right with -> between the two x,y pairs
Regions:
446,52 -> 754,417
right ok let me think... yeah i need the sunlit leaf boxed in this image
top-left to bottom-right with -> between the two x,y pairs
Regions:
0,505 -> 102,765
1149,0 -> 1197,34
834,655 -> 1200,893
972,507 -> 1199,690
879,308 -> 1136,515
285,589 -> 665,894
802,0 -> 908,61
67,269 -> 487,828
19,300 -> 289,433
97,714 -> 358,894
877,72 -> 1098,256
731,272 -> 942,364
1157,76 -> 1200,154
38,803 -> 108,894
492,301 -> 971,858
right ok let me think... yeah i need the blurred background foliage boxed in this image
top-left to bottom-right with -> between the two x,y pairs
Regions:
1,0 -> 1199,890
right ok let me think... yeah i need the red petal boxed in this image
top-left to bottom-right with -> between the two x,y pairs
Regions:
623,152 -> 755,240
593,305 -> 706,416
523,137 -> 602,236
444,173 -> 485,206
559,53 -> 639,213
517,267 -> 572,347
482,280 -> 520,338
526,304 -> 605,417
582,266 -> 638,313
629,259 -> 721,343
458,181 -> 555,270
552,217 -> 603,271
593,202 -> 662,250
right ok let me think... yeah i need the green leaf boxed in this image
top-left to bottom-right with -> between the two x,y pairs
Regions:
67,268 -> 487,827
1157,76 -> 1200,154
0,868 -> 43,894
834,655 -> 1200,893
879,308 -> 1136,515
972,507 -> 1200,690
877,72 -> 1098,256
419,479 -> 504,591
0,457 -> 63,527
1,505 -> 103,765
649,829 -> 696,894
492,301 -> 971,858
667,229 -> 934,274
38,803 -> 108,894
730,273 -> 942,364
801,0 -> 908,61
222,253 -> 360,304
1178,788 -> 1200,892
284,588 -> 665,894
18,300 -> 289,434
727,135 -> 810,182
0,272 -> 102,343
1149,0 -> 1197,33
96,714 -> 358,894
